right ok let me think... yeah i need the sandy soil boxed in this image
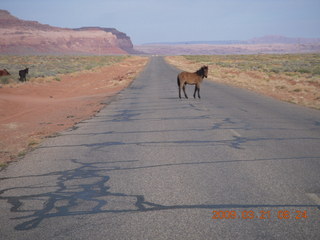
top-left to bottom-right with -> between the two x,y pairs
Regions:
0,56 -> 148,165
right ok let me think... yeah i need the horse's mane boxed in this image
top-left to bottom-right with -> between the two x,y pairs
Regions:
195,66 -> 207,77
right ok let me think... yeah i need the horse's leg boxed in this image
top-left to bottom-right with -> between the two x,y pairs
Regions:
197,83 -> 201,99
178,76 -> 181,99
193,85 -> 198,98
183,84 -> 188,99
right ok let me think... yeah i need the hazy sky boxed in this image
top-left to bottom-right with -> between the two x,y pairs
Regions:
2,0 -> 320,44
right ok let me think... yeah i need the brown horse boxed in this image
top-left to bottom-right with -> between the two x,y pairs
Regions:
0,69 -> 10,76
177,66 -> 208,99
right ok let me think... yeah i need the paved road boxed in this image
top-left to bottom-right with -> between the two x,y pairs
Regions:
1,57 -> 320,239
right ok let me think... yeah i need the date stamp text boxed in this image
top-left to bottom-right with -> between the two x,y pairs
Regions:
212,210 -> 308,220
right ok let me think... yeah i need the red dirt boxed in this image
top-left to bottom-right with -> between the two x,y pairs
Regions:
0,56 -> 148,165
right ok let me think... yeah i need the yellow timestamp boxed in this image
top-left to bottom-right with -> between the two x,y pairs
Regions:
212,210 -> 308,220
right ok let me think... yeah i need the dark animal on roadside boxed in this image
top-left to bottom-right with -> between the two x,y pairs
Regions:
19,68 -> 29,82
0,69 -> 10,76
177,65 -> 208,99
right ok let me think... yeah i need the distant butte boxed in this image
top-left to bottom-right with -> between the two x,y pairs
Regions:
0,9 -> 136,55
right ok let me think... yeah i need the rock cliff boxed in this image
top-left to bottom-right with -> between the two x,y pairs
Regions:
0,10 -> 135,55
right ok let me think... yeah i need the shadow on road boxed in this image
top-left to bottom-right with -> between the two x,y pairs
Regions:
1,158 -> 319,231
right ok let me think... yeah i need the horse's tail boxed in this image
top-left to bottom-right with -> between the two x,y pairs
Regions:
177,75 -> 180,87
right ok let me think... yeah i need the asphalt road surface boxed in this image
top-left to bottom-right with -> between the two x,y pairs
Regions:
1,57 -> 320,239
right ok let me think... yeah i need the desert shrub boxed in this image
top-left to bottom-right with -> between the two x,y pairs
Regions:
0,76 -> 11,84
296,69 -> 311,74
184,54 -> 320,76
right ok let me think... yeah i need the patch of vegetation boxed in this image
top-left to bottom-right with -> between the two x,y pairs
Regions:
0,162 -> 8,169
28,139 -> 40,147
17,151 -> 27,158
0,55 -> 129,84
0,75 -> 11,84
184,54 -> 320,76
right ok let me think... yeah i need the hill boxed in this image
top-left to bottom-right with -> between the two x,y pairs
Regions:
137,35 -> 320,55
247,35 -> 320,44
0,10 -> 135,55
143,35 -> 320,46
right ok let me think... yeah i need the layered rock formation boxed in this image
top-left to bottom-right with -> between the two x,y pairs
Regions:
0,10 -> 135,55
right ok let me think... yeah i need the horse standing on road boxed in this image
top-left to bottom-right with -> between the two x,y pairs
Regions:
177,66 -> 208,99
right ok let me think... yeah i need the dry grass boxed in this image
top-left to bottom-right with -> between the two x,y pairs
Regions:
0,55 -> 129,85
166,54 -> 320,109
